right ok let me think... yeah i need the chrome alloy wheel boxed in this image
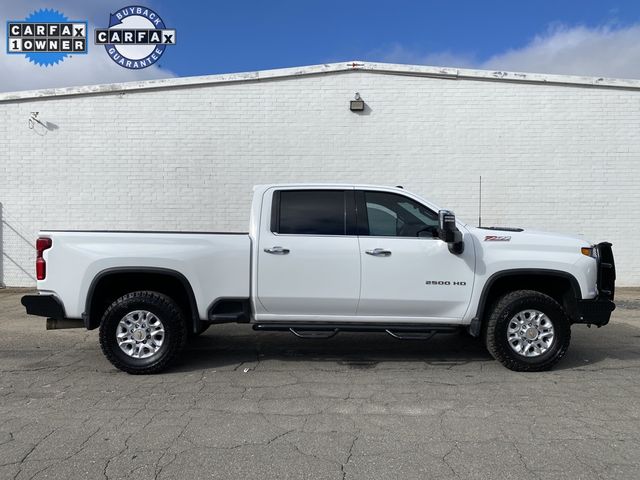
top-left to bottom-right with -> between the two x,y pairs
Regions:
507,309 -> 555,357
116,310 -> 165,359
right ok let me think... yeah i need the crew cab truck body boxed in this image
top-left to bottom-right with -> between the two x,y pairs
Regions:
22,184 -> 616,373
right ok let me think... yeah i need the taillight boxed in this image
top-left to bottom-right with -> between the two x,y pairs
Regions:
36,237 -> 52,280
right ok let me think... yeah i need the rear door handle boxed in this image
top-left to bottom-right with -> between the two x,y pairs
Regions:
365,248 -> 392,257
264,246 -> 290,255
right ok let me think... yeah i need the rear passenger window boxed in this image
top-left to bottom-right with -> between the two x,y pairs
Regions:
275,190 -> 346,235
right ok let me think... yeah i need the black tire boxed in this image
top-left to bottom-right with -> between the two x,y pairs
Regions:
485,290 -> 571,372
99,291 -> 187,374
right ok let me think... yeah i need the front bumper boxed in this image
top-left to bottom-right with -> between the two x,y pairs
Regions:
21,294 -> 65,319
573,242 -> 616,327
575,297 -> 615,326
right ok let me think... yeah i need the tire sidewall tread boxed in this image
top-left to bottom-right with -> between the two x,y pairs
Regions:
485,290 -> 571,372
99,291 -> 187,374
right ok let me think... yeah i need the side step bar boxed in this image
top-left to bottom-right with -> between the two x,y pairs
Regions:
289,328 -> 339,339
384,330 -> 437,341
253,323 -> 460,340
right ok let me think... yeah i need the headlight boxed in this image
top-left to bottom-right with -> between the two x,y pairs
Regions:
581,246 -> 598,259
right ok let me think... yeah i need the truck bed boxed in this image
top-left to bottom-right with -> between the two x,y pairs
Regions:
38,230 -> 251,320
39,230 -> 248,234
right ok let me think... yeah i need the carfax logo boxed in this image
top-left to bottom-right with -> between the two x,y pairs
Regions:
6,9 -> 88,66
95,6 -> 176,69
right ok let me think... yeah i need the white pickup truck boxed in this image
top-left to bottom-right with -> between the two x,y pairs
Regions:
22,184 -> 616,374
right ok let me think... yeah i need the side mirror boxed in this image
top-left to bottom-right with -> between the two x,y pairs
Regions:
437,210 -> 464,254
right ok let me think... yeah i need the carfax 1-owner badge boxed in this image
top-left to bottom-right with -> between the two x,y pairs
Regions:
95,6 -> 176,69
6,9 -> 87,66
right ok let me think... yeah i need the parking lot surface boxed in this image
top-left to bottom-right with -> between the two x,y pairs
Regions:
1,288 -> 640,479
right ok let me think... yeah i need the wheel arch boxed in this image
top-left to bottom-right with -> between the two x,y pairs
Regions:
84,267 -> 200,333
474,269 -> 582,328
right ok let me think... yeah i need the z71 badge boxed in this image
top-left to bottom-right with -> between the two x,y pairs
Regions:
484,235 -> 511,242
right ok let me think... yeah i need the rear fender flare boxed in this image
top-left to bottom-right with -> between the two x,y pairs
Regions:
83,267 -> 200,332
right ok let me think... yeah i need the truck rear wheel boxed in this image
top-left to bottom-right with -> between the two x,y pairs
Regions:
99,291 -> 187,374
485,290 -> 571,372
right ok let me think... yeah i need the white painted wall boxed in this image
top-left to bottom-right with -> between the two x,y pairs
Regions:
1,66 -> 639,286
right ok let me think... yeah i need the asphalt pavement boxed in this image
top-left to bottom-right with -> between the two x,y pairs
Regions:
1,288 -> 640,479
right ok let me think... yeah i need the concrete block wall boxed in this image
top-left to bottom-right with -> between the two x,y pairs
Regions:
0,67 -> 638,286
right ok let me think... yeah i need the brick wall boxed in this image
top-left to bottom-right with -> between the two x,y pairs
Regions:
1,68 -> 638,286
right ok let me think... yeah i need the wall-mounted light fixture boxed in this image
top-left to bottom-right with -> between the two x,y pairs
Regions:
350,92 -> 365,111
28,112 -> 58,135
28,112 -> 46,129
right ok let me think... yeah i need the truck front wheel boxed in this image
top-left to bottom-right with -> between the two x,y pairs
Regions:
99,291 -> 187,374
485,290 -> 571,372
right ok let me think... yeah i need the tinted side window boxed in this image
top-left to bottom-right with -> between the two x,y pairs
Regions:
367,203 -> 398,236
276,190 -> 346,235
363,191 -> 438,237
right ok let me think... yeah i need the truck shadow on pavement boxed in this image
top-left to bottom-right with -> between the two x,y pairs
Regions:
171,323 -> 639,373
178,329 -> 492,372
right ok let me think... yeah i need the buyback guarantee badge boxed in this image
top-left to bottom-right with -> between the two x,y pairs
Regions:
95,6 -> 175,69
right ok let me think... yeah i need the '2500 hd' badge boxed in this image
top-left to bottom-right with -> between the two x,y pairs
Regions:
95,6 -> 176,69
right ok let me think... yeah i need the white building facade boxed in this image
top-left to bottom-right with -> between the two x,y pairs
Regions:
0,61 -> 638,286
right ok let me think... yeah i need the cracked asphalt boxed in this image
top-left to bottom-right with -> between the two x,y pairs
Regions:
1,288 -> 640,480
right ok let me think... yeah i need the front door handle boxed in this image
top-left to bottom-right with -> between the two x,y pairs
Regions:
264,246 -> 290,255
365,248 -> 392,257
